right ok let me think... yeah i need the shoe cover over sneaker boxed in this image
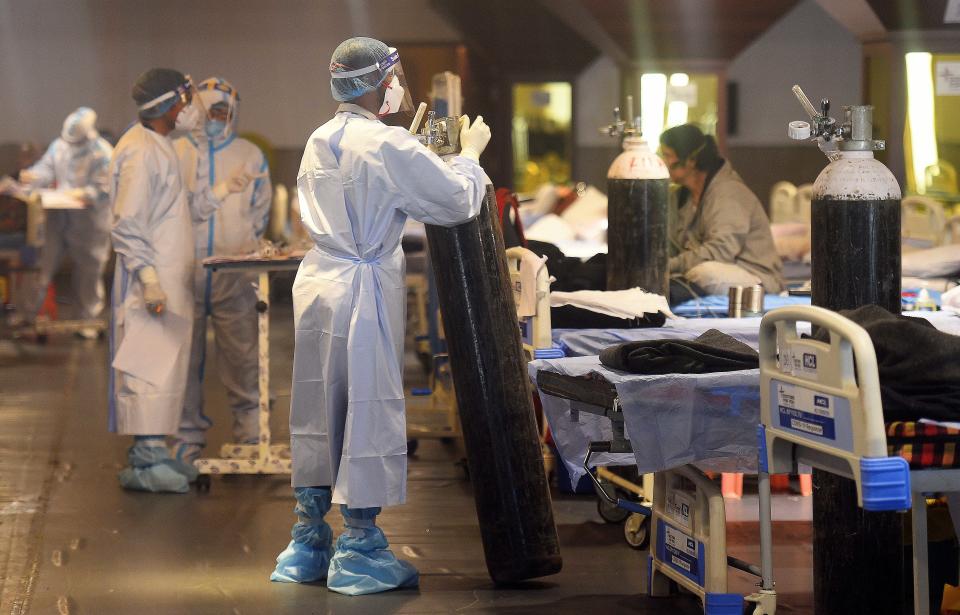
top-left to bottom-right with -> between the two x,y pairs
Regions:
327,506 -> 419,596
271,487 -> 334,583
167,441 -> 203,482
118,439 -> 189,493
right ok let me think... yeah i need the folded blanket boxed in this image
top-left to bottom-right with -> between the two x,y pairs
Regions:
813,305 -> 960,422
599,329 -> 758,375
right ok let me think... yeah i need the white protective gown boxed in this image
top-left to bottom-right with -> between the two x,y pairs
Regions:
292,104 -> 487,508
24,136 -> 114,319
108,124 -> 194,435
173,135 -> 271,445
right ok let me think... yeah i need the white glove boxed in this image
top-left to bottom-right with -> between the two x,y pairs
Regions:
19,169 -> 39,185
138,266 -> 166,316
459,115 -> 491,162
213,169 -> 257,201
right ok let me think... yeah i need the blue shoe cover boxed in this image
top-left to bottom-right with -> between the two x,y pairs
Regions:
118,439 -> 189,493
118,463 -> 189,493
270,487 -> 334,583
327,506 -> 419,596
166,442 -> 202,482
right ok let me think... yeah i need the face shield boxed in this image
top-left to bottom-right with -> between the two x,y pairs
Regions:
197,77 -> 240,142
330,47 -> 413,118
137,78 -> 193,118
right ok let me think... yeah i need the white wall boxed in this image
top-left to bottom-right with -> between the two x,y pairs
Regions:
0,0 -> 460,148
727,0 -> 862,146
575,55 -> 620,148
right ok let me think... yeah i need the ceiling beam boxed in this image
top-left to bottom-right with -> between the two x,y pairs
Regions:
815,0 -> 886,40
537,0 -> 630,66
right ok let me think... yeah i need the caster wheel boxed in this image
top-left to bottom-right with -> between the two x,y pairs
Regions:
597,495 -> 630,524
196,474 -> 211,492
440,437 -> 455,445
36,334 -> 48,345
623,513 -> 650,550
406,439 -> 419,456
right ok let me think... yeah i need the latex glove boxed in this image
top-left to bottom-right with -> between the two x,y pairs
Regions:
459,115 -> 491,162
19,169 -> 39,185
213,169 -> 259,201
138,266 -> 166,316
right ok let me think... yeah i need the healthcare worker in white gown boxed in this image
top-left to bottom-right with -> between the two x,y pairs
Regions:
19,107 -> 113,337
270,37 -> 492,594
109,69 -> 255,494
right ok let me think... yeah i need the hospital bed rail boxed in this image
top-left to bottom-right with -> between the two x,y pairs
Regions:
758,305 -> 960,615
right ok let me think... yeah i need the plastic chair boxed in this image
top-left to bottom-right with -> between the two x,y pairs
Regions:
768,181 -> 798,224
902,195 -> 946,251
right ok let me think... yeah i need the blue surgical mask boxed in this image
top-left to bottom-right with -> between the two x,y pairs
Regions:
205,119 -> 227,139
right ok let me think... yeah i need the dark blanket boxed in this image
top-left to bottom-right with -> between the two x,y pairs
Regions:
812,305 -> 960,422
599,329 -> 758,375
551,305 -> 666,330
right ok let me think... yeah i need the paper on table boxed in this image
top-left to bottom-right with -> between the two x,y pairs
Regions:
38,189 -> 86,209
550,287 -> 676,319
112,310 -> 190,386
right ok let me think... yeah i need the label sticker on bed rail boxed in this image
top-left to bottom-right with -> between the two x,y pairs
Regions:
664,524 -> 699,576
776,382 -> 837,439
665,490 -> 694,530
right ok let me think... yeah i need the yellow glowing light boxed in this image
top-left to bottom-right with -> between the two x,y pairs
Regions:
640,73 -> 667,146
905,52 -> 938,194
669,73 -> 689,87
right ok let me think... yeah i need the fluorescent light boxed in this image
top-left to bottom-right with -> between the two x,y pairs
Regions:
667,101 -> 689,127
669,73 -> 689,87
905,52 -> 938,194
640,73 -> 667,146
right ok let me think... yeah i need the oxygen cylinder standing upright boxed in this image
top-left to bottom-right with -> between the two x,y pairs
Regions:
602,98 -> 671,295
788,86 -> 904,614
411,108 -> 563,584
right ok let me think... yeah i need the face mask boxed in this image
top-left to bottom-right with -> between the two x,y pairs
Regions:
175,103 -> 202,131
377,74 -> 405,117
205,119 -> 227,139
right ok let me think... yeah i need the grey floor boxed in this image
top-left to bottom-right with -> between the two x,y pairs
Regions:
0,296 -> 814,614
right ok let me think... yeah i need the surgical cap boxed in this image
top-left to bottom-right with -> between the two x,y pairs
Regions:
329,37 -> 391,102
61,107 -> 98,144
132,68 -> 187,118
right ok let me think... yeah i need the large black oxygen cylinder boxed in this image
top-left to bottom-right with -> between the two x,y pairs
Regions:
425,186 -> 562,584
606,136 -> 671,295
810,149 -> 903,614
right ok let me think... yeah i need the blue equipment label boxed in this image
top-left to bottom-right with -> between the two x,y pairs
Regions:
664,524 -> 699,575
776,382 -> 836,440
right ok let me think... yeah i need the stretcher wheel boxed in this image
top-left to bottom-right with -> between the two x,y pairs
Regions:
195,474 -> 211,492
36,333 -> 48,345
623,513 -> 650,550
596,491 -> 630,524
406,439 -> 419,456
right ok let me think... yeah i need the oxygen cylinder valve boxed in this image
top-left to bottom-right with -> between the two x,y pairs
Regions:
600,95 -> 641,139
788,84 -> 885,161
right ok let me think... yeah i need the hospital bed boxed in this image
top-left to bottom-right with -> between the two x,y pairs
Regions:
0,190 -> 107,341
758,305 -> 960,615
529,356 -> 776,614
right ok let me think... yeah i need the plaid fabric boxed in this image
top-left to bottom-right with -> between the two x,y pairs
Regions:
886,421 -> 960,469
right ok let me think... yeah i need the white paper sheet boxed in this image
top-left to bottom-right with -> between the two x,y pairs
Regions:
112,310 -> 190,385
38,189 -> 86,209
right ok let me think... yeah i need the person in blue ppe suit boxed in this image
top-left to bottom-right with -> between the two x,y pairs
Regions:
20,108 -> 113,338
109,69 -> 254,493
270,37 -> 492,594
172,77 -> 272,465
